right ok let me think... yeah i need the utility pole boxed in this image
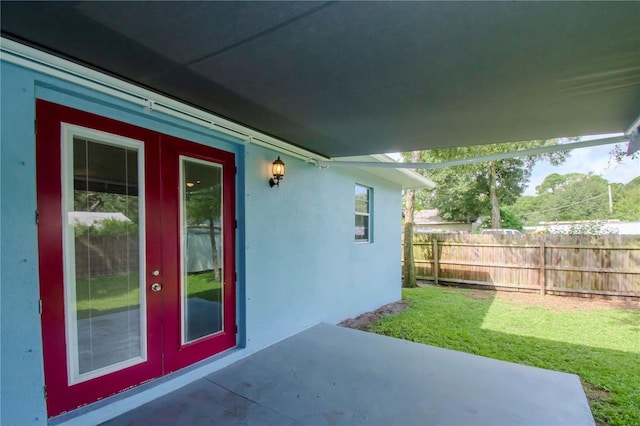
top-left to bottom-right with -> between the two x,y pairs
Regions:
608,184 -> 613,213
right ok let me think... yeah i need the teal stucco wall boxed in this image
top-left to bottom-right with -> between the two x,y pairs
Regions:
243,144 -> 402,349
0,60 -> 402,425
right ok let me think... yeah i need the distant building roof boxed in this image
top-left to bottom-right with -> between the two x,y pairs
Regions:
68,211 -> 132,226
414,209 -> 467,225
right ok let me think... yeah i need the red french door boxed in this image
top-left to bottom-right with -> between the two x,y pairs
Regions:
36,100 -> 236,417
160,134 -> 237,373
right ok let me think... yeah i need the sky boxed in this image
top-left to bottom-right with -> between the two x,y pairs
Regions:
524,134 -> 639,196
387,133 -> 640,196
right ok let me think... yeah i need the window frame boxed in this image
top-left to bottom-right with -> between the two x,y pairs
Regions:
354,184 -> 372,243
61,124 -> 148,385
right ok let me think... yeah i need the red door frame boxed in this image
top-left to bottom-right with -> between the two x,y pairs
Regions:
36,100 -> 236,417
160,134 -> 237,373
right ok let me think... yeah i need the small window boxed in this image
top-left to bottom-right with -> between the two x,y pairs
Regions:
355,184 -> 371,242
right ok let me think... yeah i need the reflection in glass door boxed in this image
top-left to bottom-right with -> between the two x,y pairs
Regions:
37,100 -> 236,416
63,126 -> 146,384
180,157 -> 224,342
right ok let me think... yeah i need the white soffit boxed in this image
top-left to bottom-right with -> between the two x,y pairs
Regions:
320,135 -> 631,171
334,154 -> 435,190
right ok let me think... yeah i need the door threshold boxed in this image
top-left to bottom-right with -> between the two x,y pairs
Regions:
49,346 -> 246,426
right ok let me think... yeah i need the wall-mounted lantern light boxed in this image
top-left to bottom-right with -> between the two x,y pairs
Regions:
269,156 -> 285,187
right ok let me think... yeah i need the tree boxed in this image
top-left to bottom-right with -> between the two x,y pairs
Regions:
186,185 -> 222,282
610,143 -> 640,162
534,172 -> 569,194
612,179 -> 640,221
482,208 -> 524,231
506,172 -> 639,225
406,139 -> 569,227
402,151 -> 420,288
73,190 -> 139,224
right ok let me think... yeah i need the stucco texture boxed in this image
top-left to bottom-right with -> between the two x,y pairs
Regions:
0,60 -> 402,424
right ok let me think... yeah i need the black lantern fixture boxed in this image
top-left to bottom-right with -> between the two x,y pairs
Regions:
269,156 -> 285,187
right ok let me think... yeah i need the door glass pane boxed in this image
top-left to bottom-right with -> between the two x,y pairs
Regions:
181,158 -> 224,342
68,136 -> 144,380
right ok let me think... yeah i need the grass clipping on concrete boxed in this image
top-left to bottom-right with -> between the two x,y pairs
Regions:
367,286 -> 640,426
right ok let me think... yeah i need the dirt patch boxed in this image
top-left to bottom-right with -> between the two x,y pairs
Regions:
463,288 -> 640,312
581,379 -> 611,426
338,300 -> 408,331
581,380 -> 611,404
464,289 -> 497,300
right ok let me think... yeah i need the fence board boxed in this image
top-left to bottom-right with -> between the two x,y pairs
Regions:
402,233 -> 640,298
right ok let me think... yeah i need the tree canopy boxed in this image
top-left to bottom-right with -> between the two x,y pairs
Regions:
185,185 -> 222,281
405,139 -> 569,227
506,173 -> 640,225
73,190 -> 139,223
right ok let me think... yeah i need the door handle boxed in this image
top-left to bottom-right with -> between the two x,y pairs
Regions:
150,283 -> 162,292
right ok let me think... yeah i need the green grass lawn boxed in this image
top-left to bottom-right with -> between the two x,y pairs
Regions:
369,286 -> 640,426
76,272 -> 221,319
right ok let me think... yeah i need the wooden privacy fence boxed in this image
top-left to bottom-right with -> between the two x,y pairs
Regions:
402,233 -> 640,298
75,235 -> 140,278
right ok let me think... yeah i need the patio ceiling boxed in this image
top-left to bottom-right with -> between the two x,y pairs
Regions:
2,1 -> 639,158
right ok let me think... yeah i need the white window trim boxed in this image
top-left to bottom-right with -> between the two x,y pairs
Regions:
355,184 -> 372,244
61,123 -> 147,385
179,156 -> 225,345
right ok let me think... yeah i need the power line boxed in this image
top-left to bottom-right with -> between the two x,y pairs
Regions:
520,192 -> 608,216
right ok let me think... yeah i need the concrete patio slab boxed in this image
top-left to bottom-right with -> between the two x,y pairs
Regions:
105,323 -> 594,425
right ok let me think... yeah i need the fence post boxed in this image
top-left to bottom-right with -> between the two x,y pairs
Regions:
539,240 -> 546,295
433,239 -> 439,285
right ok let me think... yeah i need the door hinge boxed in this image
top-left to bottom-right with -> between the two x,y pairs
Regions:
234,272 -> 237,282
39,299 -> 43,315
44,385 -> 47,399
234,219 -> 238,229
35,210 -> 39,225
34,119 -> 37,136
234,324 -> 238,334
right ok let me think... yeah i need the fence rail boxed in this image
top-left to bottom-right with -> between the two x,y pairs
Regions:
403,233 -> 640,298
